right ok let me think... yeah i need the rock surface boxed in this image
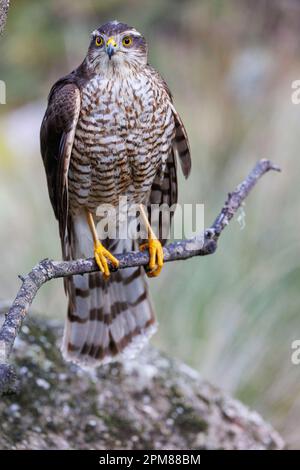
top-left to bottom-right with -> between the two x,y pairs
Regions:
0,312 -> 284,450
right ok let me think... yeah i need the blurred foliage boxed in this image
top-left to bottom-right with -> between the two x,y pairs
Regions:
1,0 -> 300,448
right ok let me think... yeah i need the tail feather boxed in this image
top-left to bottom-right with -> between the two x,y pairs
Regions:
62,237 -> 157,368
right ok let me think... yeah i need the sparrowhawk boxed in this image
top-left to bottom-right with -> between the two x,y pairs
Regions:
40,21 -> 191,367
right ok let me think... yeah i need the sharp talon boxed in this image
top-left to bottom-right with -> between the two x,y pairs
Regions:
147,265 -> 163,278
94,241 -> 119,277
140,238 -> 164,278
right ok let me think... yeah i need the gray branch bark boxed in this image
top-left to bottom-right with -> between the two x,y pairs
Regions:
0,159 -> 280,395
0,0 -> 9,35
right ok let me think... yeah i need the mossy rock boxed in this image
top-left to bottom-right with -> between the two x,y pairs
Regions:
0,312 -> 284,450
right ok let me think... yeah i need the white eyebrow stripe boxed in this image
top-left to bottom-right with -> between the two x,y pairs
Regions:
91,29 -> 142,39
91,30 -> 101,38
123,30 -> 142,37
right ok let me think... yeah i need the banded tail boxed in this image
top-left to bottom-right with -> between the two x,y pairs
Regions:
62,218 -> 156,367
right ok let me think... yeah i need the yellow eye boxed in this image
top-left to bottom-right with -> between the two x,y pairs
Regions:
95,36 -> 104,47
122,36 -> 132,47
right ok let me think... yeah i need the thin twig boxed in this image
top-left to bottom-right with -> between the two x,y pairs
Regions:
0,159 -> 280,394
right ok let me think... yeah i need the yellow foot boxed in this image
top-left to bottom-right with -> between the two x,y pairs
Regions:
140,238 -> 164,278
94,241 -> 119,278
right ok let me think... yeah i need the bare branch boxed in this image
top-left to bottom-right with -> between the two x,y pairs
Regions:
0,159 -> 280,394
0,0 -> 9,35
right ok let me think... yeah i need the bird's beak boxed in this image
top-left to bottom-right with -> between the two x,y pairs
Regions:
106,37 -> 117,60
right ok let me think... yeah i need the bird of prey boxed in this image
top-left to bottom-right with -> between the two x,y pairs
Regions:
40,21 -> 191,367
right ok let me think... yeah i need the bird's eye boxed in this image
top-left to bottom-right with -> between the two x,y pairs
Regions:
95,36 -> 104,47
122,36 -> 132,47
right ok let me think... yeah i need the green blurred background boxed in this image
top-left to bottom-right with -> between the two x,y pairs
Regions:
1,0 -> 300,448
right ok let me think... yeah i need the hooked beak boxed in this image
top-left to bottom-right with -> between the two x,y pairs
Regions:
106,37 -> 117,60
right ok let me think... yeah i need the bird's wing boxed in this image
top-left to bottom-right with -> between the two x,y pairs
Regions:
147,68 -> 192,243
146,65 -> 192,178
40,81 -> 81,247
148,149 -> 178,245
169,101 -> 191,179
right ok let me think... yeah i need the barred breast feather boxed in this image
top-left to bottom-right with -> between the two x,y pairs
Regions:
68,67 -> 176,212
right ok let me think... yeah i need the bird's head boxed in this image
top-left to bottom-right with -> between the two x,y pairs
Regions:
86,21 -> 148,73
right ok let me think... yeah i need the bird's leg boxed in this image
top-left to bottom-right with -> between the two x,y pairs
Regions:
139,204 -> 164,278
86,210 -> 119,278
